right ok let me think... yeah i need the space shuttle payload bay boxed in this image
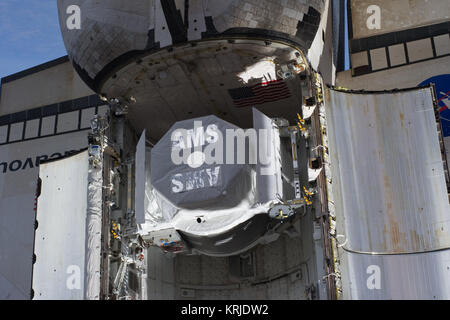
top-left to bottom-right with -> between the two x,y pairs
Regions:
0,0 -> 449,300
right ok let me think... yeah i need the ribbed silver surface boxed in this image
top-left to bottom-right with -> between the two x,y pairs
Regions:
324,87 -> 450,299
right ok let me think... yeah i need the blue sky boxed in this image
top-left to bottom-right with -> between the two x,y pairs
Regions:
0,0 -> 67,80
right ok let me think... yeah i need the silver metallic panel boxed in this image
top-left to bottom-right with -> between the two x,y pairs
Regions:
324,87 -> 450,254
340,249 -> 450,299
325,87 -> 450,299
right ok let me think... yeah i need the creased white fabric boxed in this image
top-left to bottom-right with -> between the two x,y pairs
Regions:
85,164 -> 103,300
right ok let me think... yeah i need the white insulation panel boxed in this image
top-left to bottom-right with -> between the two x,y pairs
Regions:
33,151 -> 89,300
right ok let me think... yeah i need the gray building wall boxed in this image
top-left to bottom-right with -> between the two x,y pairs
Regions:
0,57 -> 93,116
350,0 -> 450,39
0,59 -> 106,300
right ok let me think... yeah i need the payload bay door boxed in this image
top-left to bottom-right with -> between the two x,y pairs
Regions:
32,151 -> 89,300
324,86 -> 450,299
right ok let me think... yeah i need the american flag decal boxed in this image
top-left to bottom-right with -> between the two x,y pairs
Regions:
228,79 -> 291,108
